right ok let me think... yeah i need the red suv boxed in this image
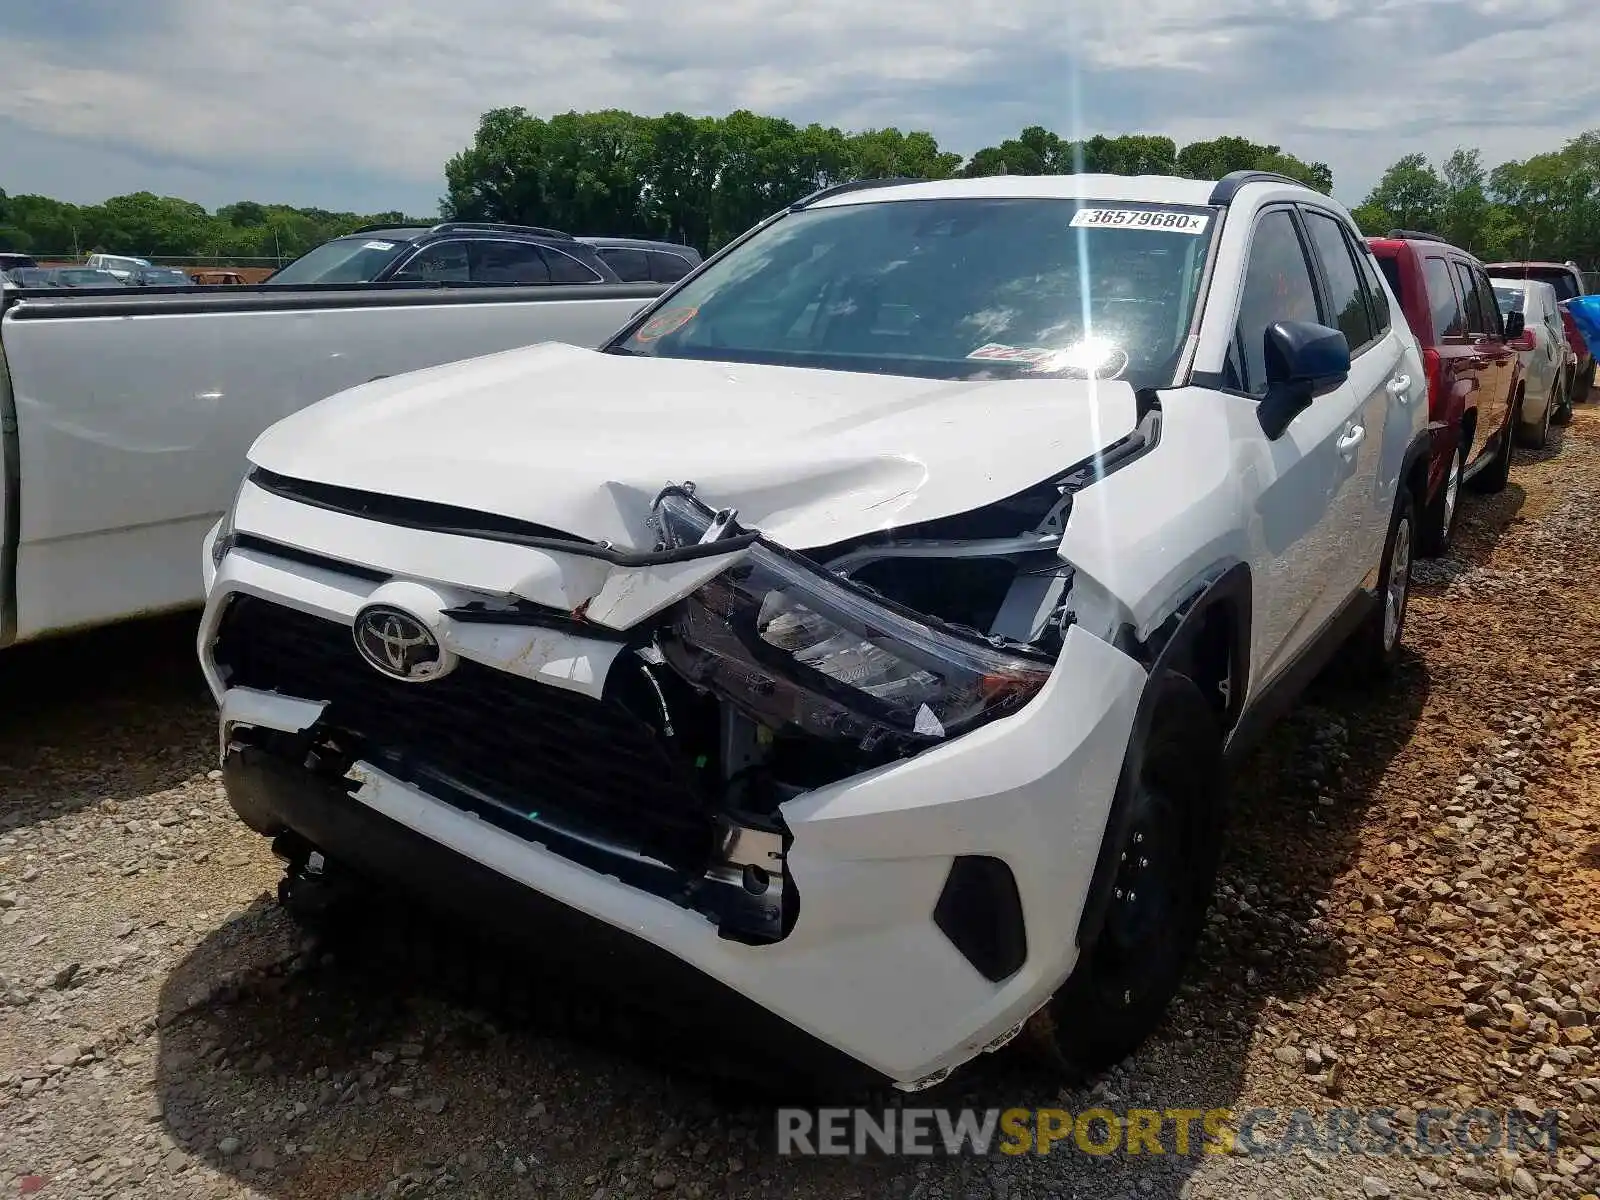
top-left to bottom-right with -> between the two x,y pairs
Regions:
1368,232 -> 1526,555
1483,260 -> 1593,402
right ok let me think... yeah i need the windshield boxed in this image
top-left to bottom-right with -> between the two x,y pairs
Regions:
1492,285 -> 1525,317
58,269 -> 123,285
265,236 -> 409,285
615,197 -> 1216,386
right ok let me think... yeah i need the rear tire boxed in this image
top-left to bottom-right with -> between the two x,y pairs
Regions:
1419,438 -> 1464,557
1349,484 -> 1417,682
1039,672 -> 1224,1074
1553,372 -> 1575,426
1518,380 -> 1557,450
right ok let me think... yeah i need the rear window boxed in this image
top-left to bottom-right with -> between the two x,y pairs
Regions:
1526,270 -> 1581,303
1423,257 -> 1466,340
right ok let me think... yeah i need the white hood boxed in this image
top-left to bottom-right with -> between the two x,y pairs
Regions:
248,342 -> 1140,550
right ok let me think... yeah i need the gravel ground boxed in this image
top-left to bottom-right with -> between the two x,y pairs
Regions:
5,406 -> 1600,1200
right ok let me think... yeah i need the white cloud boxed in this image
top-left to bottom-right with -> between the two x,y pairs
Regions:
0,0 -> 1593,209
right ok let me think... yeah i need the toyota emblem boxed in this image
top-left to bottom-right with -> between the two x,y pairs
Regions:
352,605 -> 451,682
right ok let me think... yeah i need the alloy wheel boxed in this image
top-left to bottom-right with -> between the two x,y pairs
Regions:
1383,514 -> 1413,652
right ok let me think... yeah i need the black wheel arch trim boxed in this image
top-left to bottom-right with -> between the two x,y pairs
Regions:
1075,561 -> 1249,956
1399,425 -> 1432,500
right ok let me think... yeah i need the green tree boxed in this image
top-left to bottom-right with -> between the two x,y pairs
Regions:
1360,153 -> 1446,233
1439,148 -> 1489,252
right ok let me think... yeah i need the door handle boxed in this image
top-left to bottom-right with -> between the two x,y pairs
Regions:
1387,374 -> 1411,397
1336,425 -> 1366,456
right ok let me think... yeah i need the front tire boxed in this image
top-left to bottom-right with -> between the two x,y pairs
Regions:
1039,672 -> 1224,1074
1349,484 -> 1417,681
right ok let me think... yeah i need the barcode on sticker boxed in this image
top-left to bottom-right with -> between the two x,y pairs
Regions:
1071,208 -> 1209,234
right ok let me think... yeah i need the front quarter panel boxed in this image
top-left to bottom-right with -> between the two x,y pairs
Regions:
1057,387 -> 1253,643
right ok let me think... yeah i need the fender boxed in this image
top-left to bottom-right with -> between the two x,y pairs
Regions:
1075,561 -> 1251,953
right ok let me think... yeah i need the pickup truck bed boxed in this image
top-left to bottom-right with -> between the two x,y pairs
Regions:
0,281 -> 663,645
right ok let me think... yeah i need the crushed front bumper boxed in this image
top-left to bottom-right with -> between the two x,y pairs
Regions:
201,536 -> 1146,1087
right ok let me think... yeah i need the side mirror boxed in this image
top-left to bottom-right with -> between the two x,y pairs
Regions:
1258,321 -> 1351,439
1503,310 -> 1526,341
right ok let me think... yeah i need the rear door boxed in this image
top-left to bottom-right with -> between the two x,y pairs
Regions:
1454,259 -> 1515,449
1300,207 -> 1403,605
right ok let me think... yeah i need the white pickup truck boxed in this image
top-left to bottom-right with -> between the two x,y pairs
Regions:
0,280 -> 662,647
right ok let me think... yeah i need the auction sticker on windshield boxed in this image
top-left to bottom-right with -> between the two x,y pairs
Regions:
635,305 -> 699,342
1070,208 -> 1210,234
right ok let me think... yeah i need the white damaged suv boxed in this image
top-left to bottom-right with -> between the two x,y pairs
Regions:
199,171 -> 1429,1090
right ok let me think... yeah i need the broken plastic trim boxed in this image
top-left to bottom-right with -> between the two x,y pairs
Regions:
248,468 -> 760,567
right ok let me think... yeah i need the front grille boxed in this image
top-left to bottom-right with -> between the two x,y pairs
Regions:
214,596 -> 713,871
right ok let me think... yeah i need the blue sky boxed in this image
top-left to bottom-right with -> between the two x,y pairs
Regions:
1,0 -> 1594,216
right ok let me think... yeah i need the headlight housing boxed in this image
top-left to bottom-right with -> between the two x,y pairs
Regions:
653,489 -> 1052,749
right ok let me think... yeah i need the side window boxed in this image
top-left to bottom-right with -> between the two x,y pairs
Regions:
1348,231 -> 1391,335
648,251 -> 694,283
1471,268 -> 1504,337
392,241 -> 470,283
1454,261 -> 1488,335
1233,208 -> 1322,396
1423,257 -> 1465,339
1302,210 -> 1374,352
541,248 -> 603,284
471,241 -> 551,284
598,247 -> 652,282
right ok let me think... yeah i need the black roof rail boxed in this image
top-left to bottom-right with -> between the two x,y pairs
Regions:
790,177 -> 926,210
1386,229 -> 1446,243
346,222 -> 432,235
430,221 -> 575,240
1207,170 -> 1311,205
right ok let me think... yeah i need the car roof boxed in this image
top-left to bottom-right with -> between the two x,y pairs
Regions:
336,227 -> 432,242
1366,232 -> 1470,252
1483,261 -> 1578,273
806,174 -> 1224,209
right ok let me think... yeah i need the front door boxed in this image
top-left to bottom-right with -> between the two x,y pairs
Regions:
1230,207 -> 1367,695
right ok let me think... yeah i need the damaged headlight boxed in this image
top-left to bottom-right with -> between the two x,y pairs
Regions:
209,478 -> 245,569
654,490 -> 1053,747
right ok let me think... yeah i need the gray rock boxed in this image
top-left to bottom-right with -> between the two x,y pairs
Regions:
1510,1166 -> 1537,1194
416,1094 -> 448,1115
653,1169 -> 677,1190
1361,1177 -> 1392,1198
218,1137 -> 241,1157
247,1146 -> 278,1171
